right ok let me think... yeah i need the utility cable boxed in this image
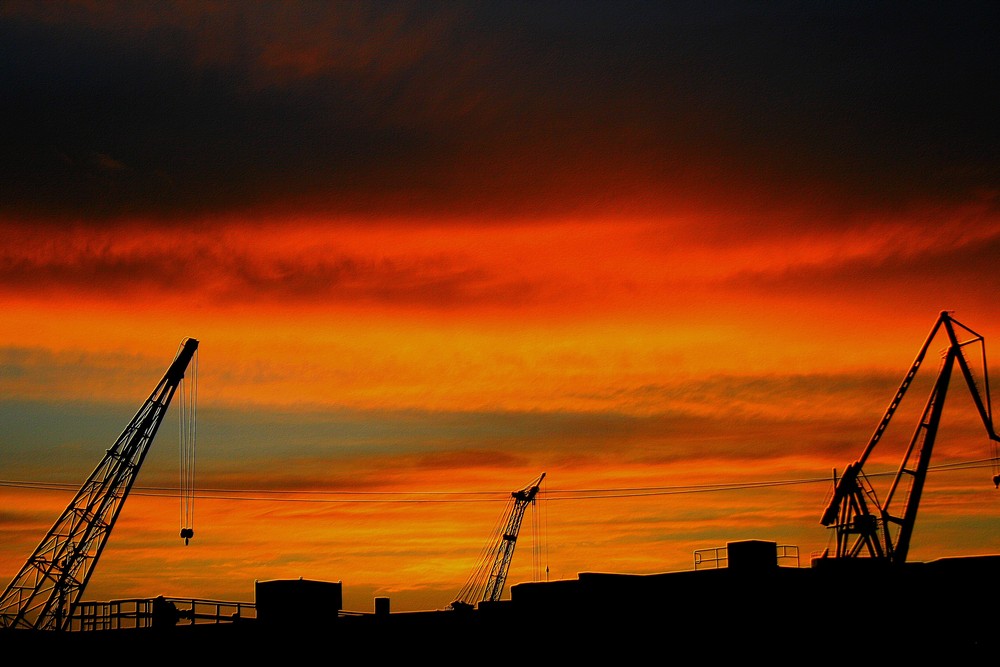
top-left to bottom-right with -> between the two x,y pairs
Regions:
1,458 -> 997,504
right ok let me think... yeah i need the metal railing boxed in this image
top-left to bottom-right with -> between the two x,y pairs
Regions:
694,546 -> 729,570
71,596 -> 256,632
776,544 -> 800,567
693,544 -> 800,570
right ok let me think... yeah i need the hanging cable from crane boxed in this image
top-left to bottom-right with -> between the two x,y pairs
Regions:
177,342 -> 198,545
529,474 -> 546,582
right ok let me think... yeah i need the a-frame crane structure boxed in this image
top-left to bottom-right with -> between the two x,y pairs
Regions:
819,311 -> 999,564
453,472 -> 546,609
0,337 -> 199,631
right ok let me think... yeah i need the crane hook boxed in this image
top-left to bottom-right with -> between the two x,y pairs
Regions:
993,474 -> 1000,489
180,527 -> 194,546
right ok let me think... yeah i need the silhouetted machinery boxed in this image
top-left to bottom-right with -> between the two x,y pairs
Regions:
452,472 -> 546,609
819,312 -> 999,563
0,338 -> 199,631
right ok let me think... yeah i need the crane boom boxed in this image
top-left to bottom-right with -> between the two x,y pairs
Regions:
819,312 -> 998,563
453,472 -> 546,608
0,338 -> 199,631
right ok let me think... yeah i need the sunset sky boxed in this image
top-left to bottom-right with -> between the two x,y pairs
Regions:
2,2 -> 1000,615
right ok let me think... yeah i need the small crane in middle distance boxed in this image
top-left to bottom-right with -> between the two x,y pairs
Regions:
452,472 -> 546,610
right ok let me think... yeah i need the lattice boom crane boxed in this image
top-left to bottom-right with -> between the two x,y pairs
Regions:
0,337 -> 199,631
453,472 -> 546,608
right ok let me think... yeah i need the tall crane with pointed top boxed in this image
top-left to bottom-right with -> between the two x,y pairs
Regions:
819,312 -> 999,564
453,472 -> 546,608
0,337 -> 199,631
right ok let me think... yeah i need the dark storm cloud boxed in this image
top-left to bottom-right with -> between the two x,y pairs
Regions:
2,1 -> 998,222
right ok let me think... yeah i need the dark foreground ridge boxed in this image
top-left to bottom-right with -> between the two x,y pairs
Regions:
2,540 -> 995,661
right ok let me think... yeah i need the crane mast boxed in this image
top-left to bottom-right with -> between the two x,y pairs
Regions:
453,472 -> 546,608
0,338 -> 199,631
819,312 -> 998,564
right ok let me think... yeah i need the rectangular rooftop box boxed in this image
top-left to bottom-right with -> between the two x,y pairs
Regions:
255,577 -> 343,627
727,540 -> 778,572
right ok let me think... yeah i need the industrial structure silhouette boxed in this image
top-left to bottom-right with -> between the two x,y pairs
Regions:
2,312 -> 998,659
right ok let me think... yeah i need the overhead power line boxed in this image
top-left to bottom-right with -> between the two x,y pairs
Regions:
0,458 -> 996,505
